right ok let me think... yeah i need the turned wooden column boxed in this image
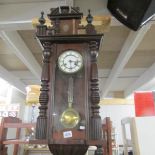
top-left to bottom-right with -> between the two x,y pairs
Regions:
36,42 -> 52,139
89,41 -> 102,140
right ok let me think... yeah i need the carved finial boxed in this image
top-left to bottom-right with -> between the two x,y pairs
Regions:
85,9 -> 96,34
39,11 -> 45,25
86,9 -> 93,24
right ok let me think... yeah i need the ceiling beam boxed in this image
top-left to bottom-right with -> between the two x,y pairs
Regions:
0,65 -> 26,94
10,70 -> 40,85
0,1 -> 67,31
11,71 -> 36,79
0,31 -> 41,79
125,62 -> 155,97
100,24 -> 151,98
98,68 -> 147,78
0,1 -> 67,21
0,20 -> 33,31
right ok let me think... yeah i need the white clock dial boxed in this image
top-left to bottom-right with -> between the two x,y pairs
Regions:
58,50 -> 83,74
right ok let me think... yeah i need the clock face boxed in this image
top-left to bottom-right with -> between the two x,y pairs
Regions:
58,50 -> 83,74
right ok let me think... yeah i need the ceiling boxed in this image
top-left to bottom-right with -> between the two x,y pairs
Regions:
0,0 -> 155,99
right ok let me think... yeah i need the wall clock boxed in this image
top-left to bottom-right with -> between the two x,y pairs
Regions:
35,6 -> 104,155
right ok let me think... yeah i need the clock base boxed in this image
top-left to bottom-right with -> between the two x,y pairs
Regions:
48,144 -> 88,155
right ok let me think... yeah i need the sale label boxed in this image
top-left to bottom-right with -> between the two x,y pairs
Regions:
63,131 -> 72,138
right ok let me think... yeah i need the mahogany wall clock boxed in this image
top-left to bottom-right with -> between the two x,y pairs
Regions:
35,6 -> 104,155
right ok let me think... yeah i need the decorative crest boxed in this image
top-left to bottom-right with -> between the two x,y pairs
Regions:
48,6 -> 83,20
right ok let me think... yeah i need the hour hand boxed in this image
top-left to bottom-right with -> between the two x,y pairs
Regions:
74,60 -> 80,66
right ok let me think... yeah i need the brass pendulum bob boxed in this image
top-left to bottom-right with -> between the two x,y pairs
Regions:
60,77 -> 80,128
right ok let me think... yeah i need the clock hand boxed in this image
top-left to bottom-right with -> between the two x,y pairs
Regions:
74,60 -> 81,67
69,59 -> 73,69
69,60 -> 75,69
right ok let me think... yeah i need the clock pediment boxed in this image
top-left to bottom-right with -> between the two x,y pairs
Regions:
48,6 -> 83,20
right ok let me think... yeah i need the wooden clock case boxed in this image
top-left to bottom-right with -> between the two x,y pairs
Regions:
35,6 -> 104,155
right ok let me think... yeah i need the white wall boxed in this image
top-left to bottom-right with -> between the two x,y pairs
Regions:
100,104 -> 135,144
134,117 -> 155,155
11,87 -> 26,119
